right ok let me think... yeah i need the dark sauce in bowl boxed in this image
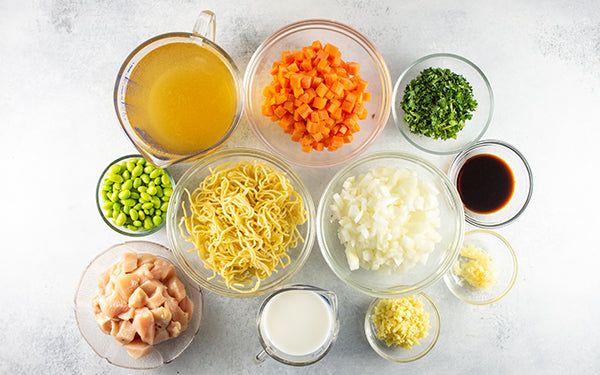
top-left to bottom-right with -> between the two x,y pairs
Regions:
457,154 -> 515,214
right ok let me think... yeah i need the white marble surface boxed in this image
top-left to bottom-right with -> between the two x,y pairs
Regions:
1,0 -> 599,373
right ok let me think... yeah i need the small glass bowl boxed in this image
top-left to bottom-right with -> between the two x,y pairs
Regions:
364,293 -> 440,363
317,151 -> 464,298
447,139 -> 533,228
244,19 -> 392,168
74,241 -> 203,369
392,53 -> 494,155
443,230 -> 518,305
166,148 -> 316,298
96,155 -> 175,236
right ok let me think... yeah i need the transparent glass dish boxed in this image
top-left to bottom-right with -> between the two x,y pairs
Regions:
317,151 -> 464,298
364,292 -> 440,362
392,53 -> 494,155
244,19 -> 392,168
444,230 -> 518,305
166,148 -> 316,298
95,154 -> 174,236
447,139 -> 533,228
74,241 -> 203,369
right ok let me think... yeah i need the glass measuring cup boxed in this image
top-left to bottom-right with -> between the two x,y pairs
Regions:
114,11 -> 243,168
254,284 -> 339,366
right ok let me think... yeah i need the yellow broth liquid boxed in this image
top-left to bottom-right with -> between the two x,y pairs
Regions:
125,42 -> 237,155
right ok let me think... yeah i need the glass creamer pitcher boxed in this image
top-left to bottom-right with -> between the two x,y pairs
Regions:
114,11 -> 243,168
254,284 -> 340,366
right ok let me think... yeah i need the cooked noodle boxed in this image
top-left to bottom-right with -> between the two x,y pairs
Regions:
179,160 -> 307,293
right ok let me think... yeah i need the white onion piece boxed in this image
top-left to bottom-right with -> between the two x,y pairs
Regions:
331,167 -> 441,273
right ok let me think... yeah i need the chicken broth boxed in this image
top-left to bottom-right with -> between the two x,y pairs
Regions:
124,42 -> 238,155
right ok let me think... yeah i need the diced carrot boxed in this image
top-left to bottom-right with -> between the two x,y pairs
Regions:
296,103 -> 312,119
347,62 -> 360,75
330,81 -> 345,97
301,144 -> 313,153
341,100 -> 354,113
315,83 -> 328,97
312,96 -> 328,110
261,40 -> 369,152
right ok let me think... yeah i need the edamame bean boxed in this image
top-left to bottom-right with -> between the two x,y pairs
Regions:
149,169 -> 161,179
161,174 -> 170,186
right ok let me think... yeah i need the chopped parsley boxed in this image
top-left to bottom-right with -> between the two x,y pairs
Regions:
400,67 -> 478,140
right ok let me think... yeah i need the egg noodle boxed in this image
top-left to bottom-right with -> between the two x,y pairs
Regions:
179,160 -> 307,293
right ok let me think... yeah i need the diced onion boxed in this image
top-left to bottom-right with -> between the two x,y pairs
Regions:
331,167 -> 441,273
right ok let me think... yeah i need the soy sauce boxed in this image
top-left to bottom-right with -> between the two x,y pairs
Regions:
457,154 -> 515,214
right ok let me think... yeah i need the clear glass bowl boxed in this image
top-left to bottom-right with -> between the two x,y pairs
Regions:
74,241 -> 203,369
244,19 -> 392,168
166,148 -> 316,298
317,151 -> 464,298
443,230 -> 518,305
447,139 -> 533,228
392,53 -> 494,155
96,155 -> 174,236
364,293 -> 440,363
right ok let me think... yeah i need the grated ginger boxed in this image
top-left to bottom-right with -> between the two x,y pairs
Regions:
371,296 -> 430,350
453,245 -> 498,289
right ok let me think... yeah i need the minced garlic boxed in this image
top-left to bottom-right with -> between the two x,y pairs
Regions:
453,245 -> 498,289
371,296 -> 430,350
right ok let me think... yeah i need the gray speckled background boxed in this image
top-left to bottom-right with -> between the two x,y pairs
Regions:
1,0 -> 599,374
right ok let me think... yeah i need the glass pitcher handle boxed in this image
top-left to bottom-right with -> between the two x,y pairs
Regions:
193,10 -> 216,41
253,348 -> 269,364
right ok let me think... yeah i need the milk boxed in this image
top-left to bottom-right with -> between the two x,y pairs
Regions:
261,289 -> 333,356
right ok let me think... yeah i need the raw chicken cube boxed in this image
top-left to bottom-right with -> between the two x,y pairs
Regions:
125,337 -> 154,359
150,258 -> 176,282
166,276 -> 186,302
115,320 -> 136,345
120,252 -> 139,273
128,287 -> 148,309
132,307 -> 155,345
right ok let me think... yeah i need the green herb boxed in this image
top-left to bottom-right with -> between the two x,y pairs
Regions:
400,67 -> 478,140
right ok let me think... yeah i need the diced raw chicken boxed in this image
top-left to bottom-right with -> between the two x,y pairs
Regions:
90,295 -> 102,315
115,320 -> 136,345
94,313 -> 112,335
128,287 -> 148,309
134,263 -> 154,284
97,265 -> 115,289
132,307 -> 155,345
153,327 -> 170,345
139,279 -> 162,296
179,296 -> 194,317
146,288 -> 167,310
117,307 -> 136,321
115,273 -> 140,298
99,292 -> 129,318
150,258 -> 176,282
167,321 -> 182,338
110,320 -> 120,337
137,253 -> 156,267
125,338 -> 154,359
120,252 -> 138,273
150,306 -> 172,330
165,276 -> 186,302
92,251 -> 193,359
165,297 -> 189,331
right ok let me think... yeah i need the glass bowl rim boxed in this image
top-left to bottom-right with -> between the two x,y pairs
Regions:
95,154 -> 174,237
316,150 -> 465,297
391,52 -> 494,155
447,139 -> 534,228
166,147 -> 316,298
364,292 -> 441,362
243,18 -> 392,168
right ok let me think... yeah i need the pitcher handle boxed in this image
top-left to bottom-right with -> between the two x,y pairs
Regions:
193,10 -> 216,41
253,348 -> 269,364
